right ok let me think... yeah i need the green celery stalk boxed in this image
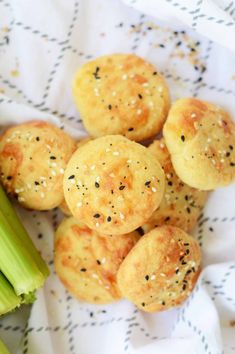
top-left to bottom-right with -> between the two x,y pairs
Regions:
0,272 -> 21,315
0,208 -> 45,296
0,185 -> 49,278
0,338 -> 10,354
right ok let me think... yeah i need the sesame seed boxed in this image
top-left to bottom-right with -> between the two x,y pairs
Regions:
142,83 -> 149,87
95,222 -> 99,227
220,159 -> 224,163
160,273 -> 166,277
158,86 -> 163,92
92,273 -> 99,279
131,99 -> 136,105
112,91 -> 116,96
51,162 -> 57,167
27,183 -> 32,189
137,109 -> 142,115
122,74 -> 128,80
160,143 -> 165,149
105,148 -> 111,152
60,168 -> 65,174
113,151 -> 119,156
152,187 -> 157,192
207,138 -> 212,143
77,202 -> 82,208
18,197 -> 25,202
212,159 -> 216,165
104,285 -> 110,289
127,159 -> 132,163
191,113 -> 197,118
101,258 -> 106,264
109,173 -> 115,178
150,275 -> 156,280
149,101 -> 154,108
119,212 -> 125,219
40,192 -> 45,199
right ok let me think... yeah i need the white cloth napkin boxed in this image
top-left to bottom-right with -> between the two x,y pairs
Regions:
0,0 -> 235,353
123,0 -> 235,53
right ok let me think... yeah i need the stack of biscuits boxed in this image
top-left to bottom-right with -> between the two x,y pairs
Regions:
0,54 -> 234,312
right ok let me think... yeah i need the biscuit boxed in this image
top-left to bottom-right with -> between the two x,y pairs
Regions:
163,98 -> 235,190
0,121 -> 77,210
142,139 -> 208,233
117,226 -> 201,312
72,54 -> 170,142
59,137 -> 93,215
54,217 -> 140,304
63,135 -> 165,235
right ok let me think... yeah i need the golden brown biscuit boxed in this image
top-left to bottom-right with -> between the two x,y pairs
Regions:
59,137 -> 92,215
91,231 -> 140,280
163,98 -> 235,190
54,217 -> 139,304
63,135 -> 165,235
117,226 -> 201,312
72,54 -> 170,141
142,139 -> 208,233
0,121 -> 77,210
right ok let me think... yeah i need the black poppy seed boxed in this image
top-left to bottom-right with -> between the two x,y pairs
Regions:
159,44 -> 165,48
50,156 -> 56,160
93,213 -> 100,218
192,267 -> 195,272
119,185 -> 125,190
38,233 -> 43,239
168,181 -> 173,186
108,104 -> 112,110
230,162 -> 235,166
6,176 -> 12,180
36,136 -> 40,141
184,243 -> 189,246
226,152 -> 230,157
185,195 -> 189,201
164,216 -> 170,222
186,207 -> 191,214
95,182 -> 100,188
90,312 -> 93,317
229,145 -> 233,150
179,255 -> 184,261
145,275 -> 149,281
176,41 -> 182,46
96,260 -> 101,265
186,269 -> 192,275
68,175 -> 75,180
93,66 -> 100,80
111,189 -> 114,194
175,269 -> 179,274
128,127 -> 134,131
138,93 -> 143,99
80,268 -> 87,272
107,216 -> 112,222
181,135 -> 185,142
181,261 -> 187,265
145,181 -> 151,186
162,301 -> 166,306
34,181 -> 40,185
144,167 -> 147,170
182,284 -> 187,291
141,302 -> 145,307
185,249 -> 190,255
209,227 -> 214,232
136,227 -> 144,236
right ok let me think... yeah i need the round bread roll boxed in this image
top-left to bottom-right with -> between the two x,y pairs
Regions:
54,217 -> 140,304
142,139 -> 208,233
117,226 -> 201,312
63,135 -> 165,235
72,54 -> 170,141
59,137 -> 93,216
163,98 -> 235,190
0,121 -> 77,210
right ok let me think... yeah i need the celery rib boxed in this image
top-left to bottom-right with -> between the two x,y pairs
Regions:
0,272 -> 21,315
0,338 -> 10,354
0,185 -> 49,278
0,208 -> 45,296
